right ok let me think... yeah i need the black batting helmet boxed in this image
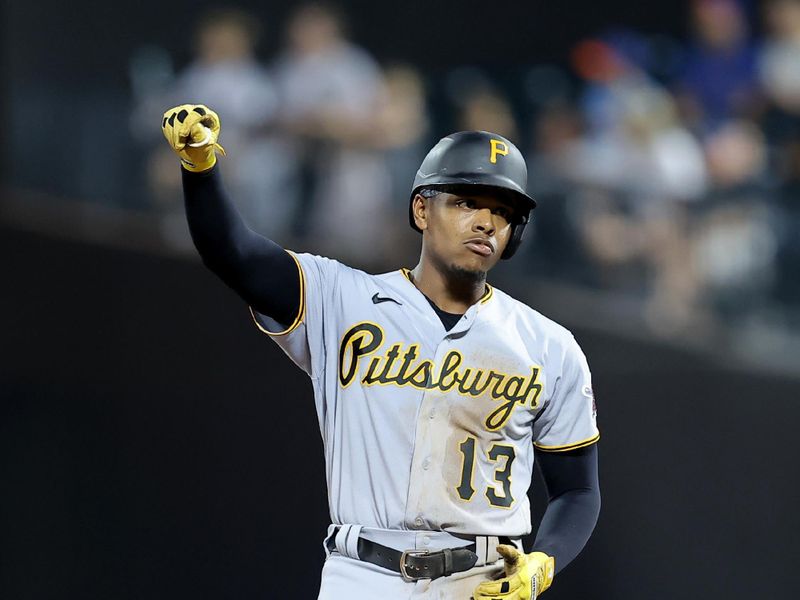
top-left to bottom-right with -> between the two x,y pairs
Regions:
409,131 -> 536,259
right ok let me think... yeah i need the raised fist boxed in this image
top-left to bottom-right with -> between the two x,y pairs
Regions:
161,104 -> 225,172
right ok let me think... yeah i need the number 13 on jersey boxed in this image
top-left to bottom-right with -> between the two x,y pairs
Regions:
456,436 -> 516,508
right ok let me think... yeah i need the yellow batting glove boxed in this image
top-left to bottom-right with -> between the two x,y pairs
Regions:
473,545 -> 555,600
161,104 -> 226,172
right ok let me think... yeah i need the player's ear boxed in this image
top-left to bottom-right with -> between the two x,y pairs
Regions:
412,193 -> 430,231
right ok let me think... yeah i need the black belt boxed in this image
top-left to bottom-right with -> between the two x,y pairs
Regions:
325,528 -> 511,581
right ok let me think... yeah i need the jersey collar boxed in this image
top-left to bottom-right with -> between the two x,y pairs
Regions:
400,268 -> 494,306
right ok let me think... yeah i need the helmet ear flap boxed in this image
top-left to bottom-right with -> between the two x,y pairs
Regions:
501,223 -> 524,259
500,211 -> 530,259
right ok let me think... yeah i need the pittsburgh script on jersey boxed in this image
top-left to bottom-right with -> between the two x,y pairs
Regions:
338,322 -> 544,430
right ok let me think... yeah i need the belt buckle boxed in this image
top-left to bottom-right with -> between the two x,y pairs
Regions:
399,549 -> 430,582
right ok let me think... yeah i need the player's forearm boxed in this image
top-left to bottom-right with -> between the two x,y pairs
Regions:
181,166 -> 301,325
532,486 -> 600,573
182,166 -> 254,260
532,444 -> 601,573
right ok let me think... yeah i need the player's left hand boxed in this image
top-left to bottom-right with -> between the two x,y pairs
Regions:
472,545 -> 554,600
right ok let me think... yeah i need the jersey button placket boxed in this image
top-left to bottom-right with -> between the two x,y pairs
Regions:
410,335 -> 453,525
405,335 -> 450,531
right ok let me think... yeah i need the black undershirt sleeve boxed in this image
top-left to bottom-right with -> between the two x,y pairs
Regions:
181,166 -> 301,327
531,443 -> 601,574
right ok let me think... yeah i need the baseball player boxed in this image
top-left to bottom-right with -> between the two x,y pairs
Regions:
162,104 -> 601,600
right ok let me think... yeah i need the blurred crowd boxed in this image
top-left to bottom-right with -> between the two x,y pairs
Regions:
131,4 -> 428,259
127,0 -> 800,337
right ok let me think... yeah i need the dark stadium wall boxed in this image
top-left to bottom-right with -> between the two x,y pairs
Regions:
1,226 -> 797,600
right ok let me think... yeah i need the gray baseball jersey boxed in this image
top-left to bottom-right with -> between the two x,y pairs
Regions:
251,252 -> 599,537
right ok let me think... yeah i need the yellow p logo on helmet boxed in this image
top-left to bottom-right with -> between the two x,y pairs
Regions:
489,139 -> 509,164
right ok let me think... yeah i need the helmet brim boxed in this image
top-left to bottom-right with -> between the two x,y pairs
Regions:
408,182 -> 536,233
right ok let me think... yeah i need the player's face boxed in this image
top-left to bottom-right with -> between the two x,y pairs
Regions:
416,191 -> 515,275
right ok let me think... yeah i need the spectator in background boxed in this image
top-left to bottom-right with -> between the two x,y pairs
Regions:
524,103 -> 587,277
752,0 -> 800,307
134,8 -> 286,247
690,121 -> 776,322
273,2 -> 390,260
303,62 -> 431,267
554,35 -> 708,332
678,0 -> 760,133
458,88 -> 520,141
759,0 -> 800,175
772,138 -> 800,306
374,65 -> 429,204
442,68 -> 520,141
570,36 -> 708,203
760,0 -> 800,119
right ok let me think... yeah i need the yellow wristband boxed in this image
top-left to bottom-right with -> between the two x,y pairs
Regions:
180,153 -> 217,173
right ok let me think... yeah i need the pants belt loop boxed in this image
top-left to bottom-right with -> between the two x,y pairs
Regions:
322,524 -> 337,558
474,536 -> 488,566
334,524 -> 363,560
442,548 -> 454,576
485,536 -> 501,563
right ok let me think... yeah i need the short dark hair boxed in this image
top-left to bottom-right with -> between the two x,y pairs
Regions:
417,187 -> 441,199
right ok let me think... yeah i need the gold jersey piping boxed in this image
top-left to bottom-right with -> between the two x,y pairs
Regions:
249,251 -> 306,337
